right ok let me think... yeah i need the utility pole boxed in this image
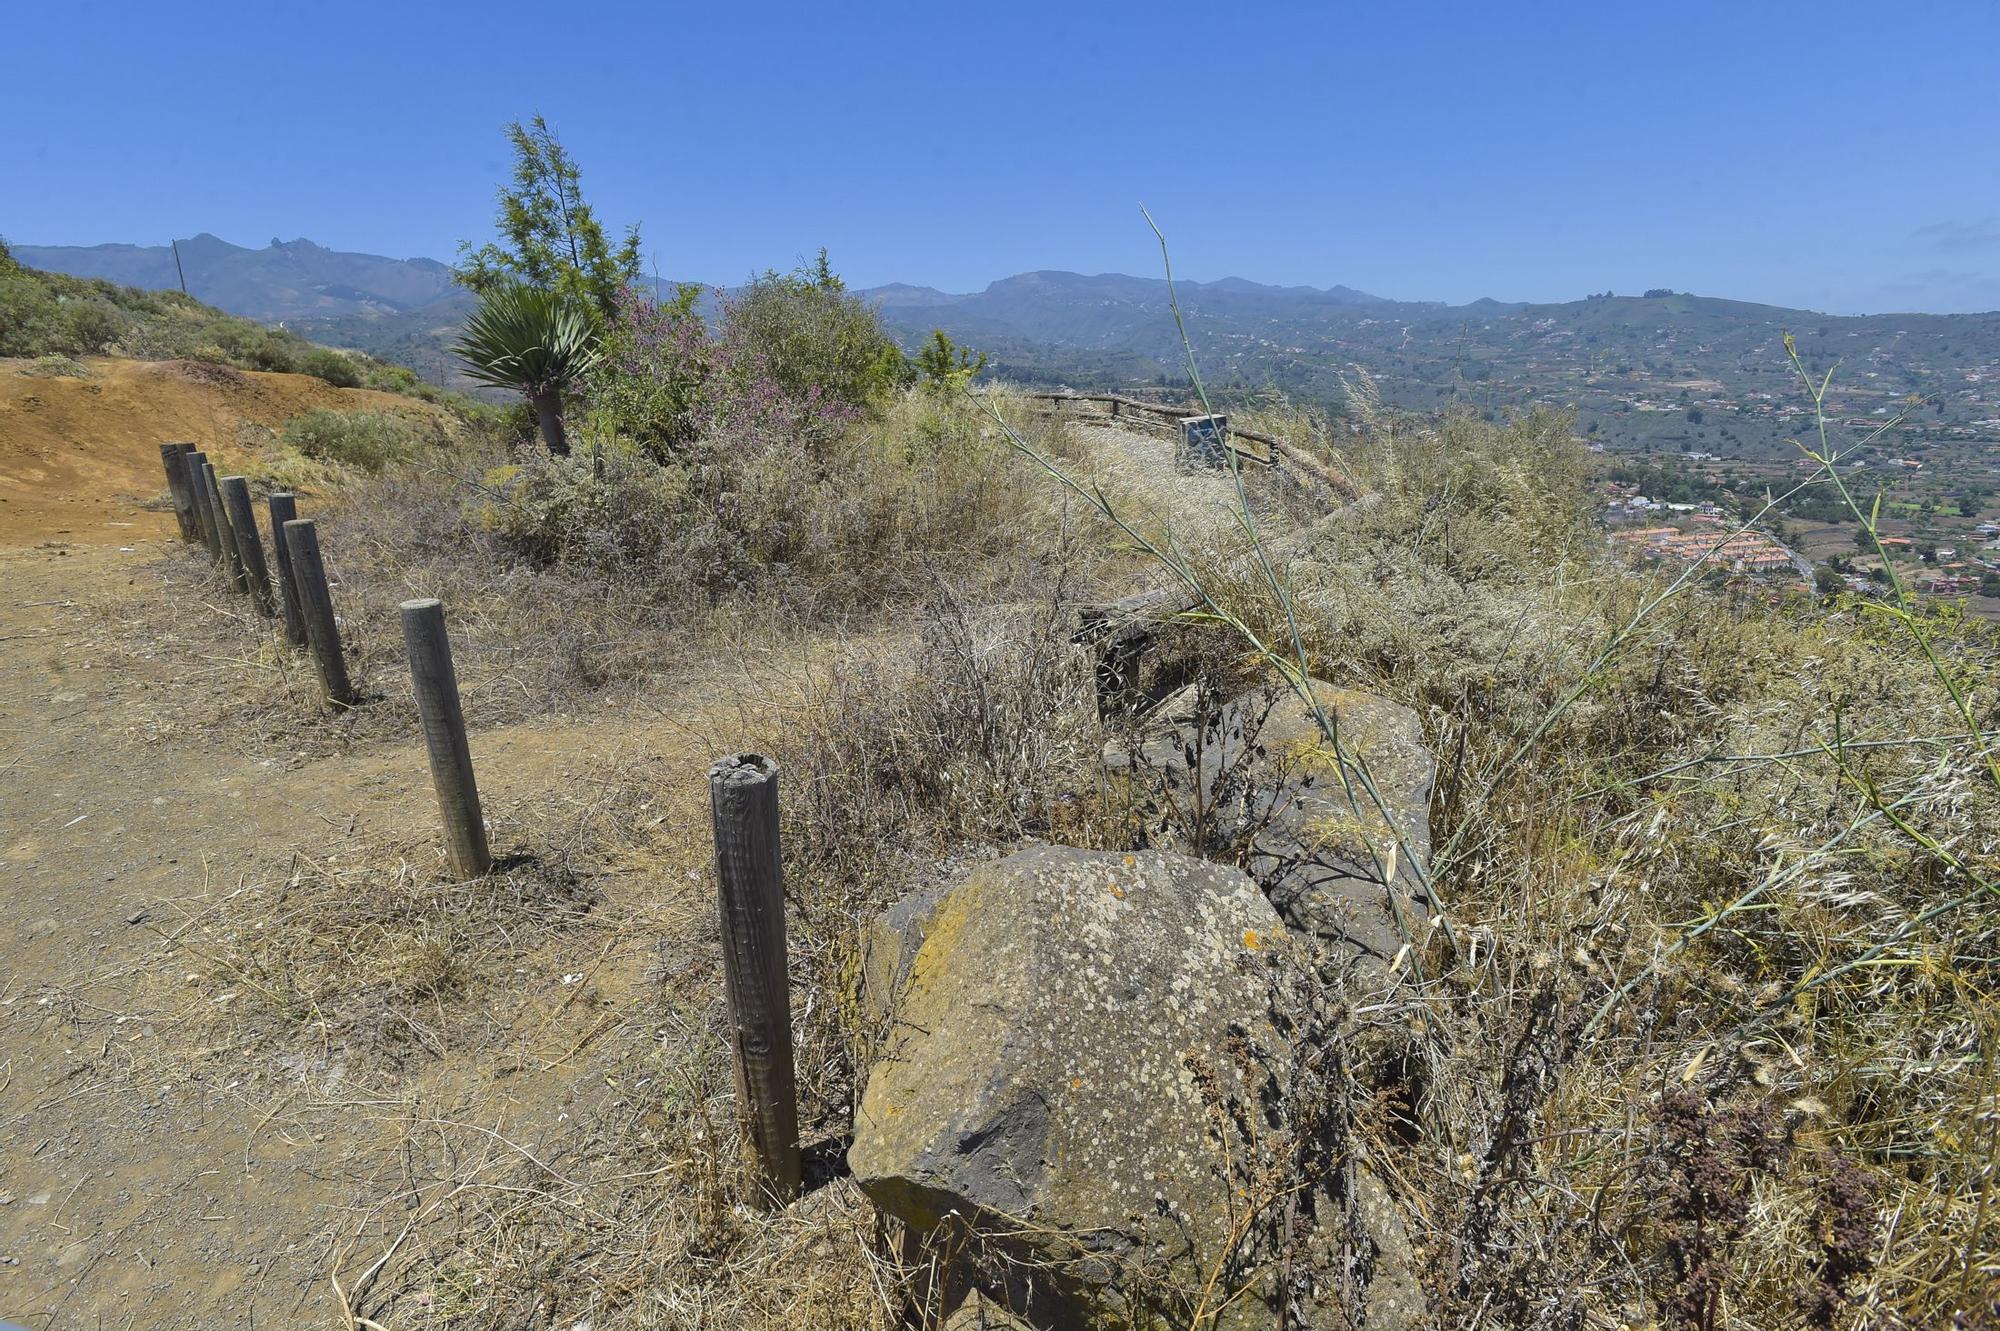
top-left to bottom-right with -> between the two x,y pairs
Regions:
170,240 -> 188,295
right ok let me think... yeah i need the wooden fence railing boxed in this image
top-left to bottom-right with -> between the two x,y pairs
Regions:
1017,391 -> 1357,497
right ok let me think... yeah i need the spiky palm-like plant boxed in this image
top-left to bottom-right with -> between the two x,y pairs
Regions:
455,284 -> 601,455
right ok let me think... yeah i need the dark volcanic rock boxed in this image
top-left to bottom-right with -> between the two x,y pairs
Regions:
1110,678 -> 1436,985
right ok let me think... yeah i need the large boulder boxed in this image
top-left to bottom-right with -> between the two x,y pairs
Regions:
850,845 -> 1306,1329
1108,679 -> 1435,986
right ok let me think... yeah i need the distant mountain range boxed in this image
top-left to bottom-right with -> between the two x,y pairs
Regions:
17,235 -> 2000,460
14,234 -> 459,321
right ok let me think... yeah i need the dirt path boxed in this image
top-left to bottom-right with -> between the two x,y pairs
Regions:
0,398 -> 1256,1329
0,529 -> 772,1329
1066,422 -> 1257,546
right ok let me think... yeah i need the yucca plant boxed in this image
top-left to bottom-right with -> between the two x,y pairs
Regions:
455,283 -> 601,455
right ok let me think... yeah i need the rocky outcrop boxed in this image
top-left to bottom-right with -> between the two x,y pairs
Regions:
1108,679 -> 1435,987
850,845 -> 1307,1329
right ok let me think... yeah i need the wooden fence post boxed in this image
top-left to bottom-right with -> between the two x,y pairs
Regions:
184,449 -> 222,560
173,443 -> 202,544
266,492 -> 309,647
400,598 -> 492,879
158,444 -> 195,541
708,752 -> 801,1204
201,461 -> 250,593
220,476 -> 275,616
281,519 -> 354,707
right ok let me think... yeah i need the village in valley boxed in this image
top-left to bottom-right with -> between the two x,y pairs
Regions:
1600,453 -> 2000,603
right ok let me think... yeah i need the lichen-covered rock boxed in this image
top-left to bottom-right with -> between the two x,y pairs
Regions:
1109,679 -> 1435,984
942,1290 -> 1039,1330
850,845 -> 1304,1329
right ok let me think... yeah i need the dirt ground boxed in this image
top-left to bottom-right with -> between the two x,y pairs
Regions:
0,370 -> 1200,1328
0,362 -> 848,1327
0,530 -> 750,1328
0,357 -> 448,546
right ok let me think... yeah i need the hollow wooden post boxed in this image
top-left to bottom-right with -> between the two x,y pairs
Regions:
399,598 -> 492,879
201,462 -> 249,592
158,443 -> 195,541
282,519 -> 354,707
266,492 -> 308,647
184,449 -> 222,559
709,753 -> 801,1204
220,476 -> 275,616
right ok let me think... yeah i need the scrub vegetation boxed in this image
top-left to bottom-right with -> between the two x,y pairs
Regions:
10,119 -> 1994,1331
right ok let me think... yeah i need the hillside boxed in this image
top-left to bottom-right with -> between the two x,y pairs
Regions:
23,235 -> 2000,463
14,233 -> 458,321
862,271 -> 2000,461
0,239 -> 466,404
0,355 -> 460,544
2,227 -> 1995,1328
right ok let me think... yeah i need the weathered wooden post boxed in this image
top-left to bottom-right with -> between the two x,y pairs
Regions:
708,752 -> 801,1204
399,598 -> 492,879
158,443 -> 195,541
173,442 -> 202,544
281,519 -> 354,707
201,461 -> 250,593
266,492 -> 308,647
184,449 -> 222,559
219,476 -> 275,615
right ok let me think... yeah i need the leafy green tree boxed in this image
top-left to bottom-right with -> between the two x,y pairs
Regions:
456,116 -> 640,324
914,329 -> 986,393
455,284 -> 601,455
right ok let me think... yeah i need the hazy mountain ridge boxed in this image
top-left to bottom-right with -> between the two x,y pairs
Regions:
15,234 -> 458,322
18,235 -> 2000,460
861,271 -> 2000,463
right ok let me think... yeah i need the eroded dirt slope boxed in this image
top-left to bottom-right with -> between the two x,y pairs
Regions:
0,358 -> 448,546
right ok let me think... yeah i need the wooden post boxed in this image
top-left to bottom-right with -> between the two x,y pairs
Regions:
184,449 -> 222,559
158,444 -> 195,541
708,752 -> 801,1204
201,462 -> 250,593
400,598 -> 492,879
220,476 -> 276,616
281,519 -> 354,707
173,442 -> 202,542
266,492 -> 308,647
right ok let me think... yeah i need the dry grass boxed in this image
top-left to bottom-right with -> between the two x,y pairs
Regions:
1190,388 -> 2000,1328
107,364 -> 2000,1328
170,849 -> 601,1074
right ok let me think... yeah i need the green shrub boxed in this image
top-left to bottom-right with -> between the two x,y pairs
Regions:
0,274 -> 58,355
720,251 -> 908,415
365,361 -> 421,393
298,346 -> 362,387
282,409 -> 435,472
68,301 -> 123,352
21,354 -> 90,378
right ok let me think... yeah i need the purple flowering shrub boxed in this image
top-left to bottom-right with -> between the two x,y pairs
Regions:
471,255 -> 1058,616
589,256 -> 899,459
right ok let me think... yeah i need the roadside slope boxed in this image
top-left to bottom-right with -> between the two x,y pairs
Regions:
0,357 -> 454,545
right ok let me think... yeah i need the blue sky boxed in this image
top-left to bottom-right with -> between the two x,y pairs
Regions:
6,0 -> 1998,313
